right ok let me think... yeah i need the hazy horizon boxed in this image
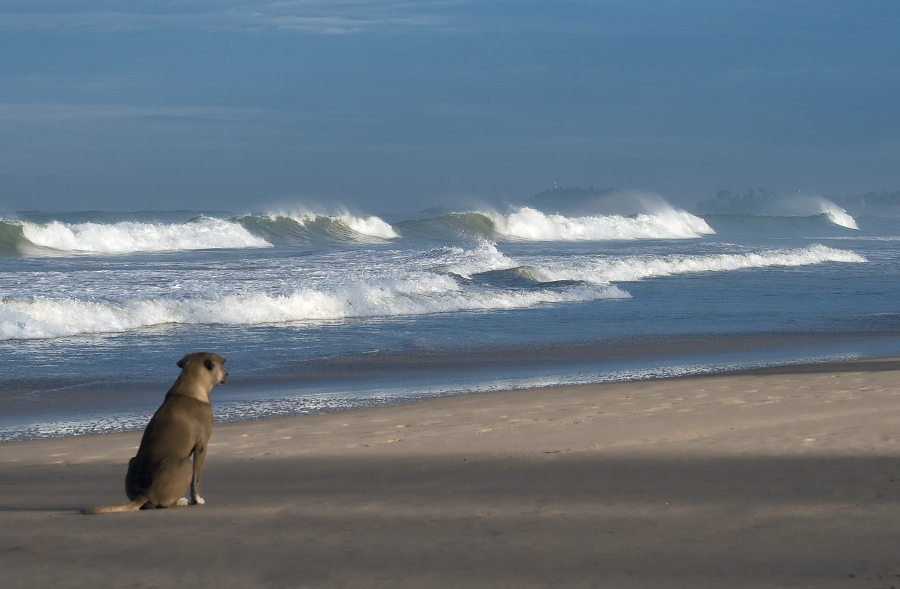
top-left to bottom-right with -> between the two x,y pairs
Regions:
2,1 -> 899,214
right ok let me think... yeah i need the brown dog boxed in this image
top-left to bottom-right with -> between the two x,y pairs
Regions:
83,352 -> 228,515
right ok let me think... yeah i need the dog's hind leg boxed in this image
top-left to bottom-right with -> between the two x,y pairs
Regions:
189,440 -> 208,505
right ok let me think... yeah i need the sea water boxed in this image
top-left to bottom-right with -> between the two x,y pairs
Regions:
1,203 -> 898,440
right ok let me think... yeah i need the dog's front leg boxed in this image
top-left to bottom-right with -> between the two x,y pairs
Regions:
190,442 -> 207,505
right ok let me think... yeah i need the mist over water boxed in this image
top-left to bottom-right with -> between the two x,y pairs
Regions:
769,196 -> 861,230
2,199 -> 898,440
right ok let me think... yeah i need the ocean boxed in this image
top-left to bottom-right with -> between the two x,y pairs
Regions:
2,201 -> 899,441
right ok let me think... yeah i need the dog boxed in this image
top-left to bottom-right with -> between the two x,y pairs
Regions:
83,352 -> 227,515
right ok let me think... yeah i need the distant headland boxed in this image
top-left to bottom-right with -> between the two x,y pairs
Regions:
528,186 -> 900,217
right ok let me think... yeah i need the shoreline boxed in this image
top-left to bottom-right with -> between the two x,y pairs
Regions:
2,355 -> 900,587
4,343 -> 900,443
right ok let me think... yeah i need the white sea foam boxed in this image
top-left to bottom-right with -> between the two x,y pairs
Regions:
545,245 -> 865,284
484,206 -> 715,241
17,217 -> 271,253
435,241 -> 519,278
0,277 -> 628,340
0,241 -> 865,340
525,245 -> 867,284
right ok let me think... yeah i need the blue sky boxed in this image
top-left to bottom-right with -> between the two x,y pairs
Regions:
1,1 -> 898,213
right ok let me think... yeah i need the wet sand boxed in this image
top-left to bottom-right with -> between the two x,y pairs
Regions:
2,357 -> 900,588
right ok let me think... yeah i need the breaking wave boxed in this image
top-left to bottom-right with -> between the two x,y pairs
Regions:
484,206 -> 715,240
0,203 -> 869,256
0,211 -> 401,255
0,279 -> 628,340
397,206 -> 715,241
495,244 -> 867,285
236,212 -> 398,244
0,241 -> 864,340
817,202 -> 859,229
700,211 -> 864,237
3,217 -> 271,254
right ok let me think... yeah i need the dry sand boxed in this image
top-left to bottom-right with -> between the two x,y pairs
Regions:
2,357 -> 900,588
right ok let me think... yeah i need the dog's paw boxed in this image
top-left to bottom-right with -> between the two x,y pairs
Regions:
190,496 -> 205,505
176,497 -> 189,506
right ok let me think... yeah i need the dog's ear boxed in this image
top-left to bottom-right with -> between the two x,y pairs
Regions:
204,358 -> 214,370
177,354 -> 192,369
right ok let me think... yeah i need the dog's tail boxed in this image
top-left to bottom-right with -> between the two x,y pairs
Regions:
82,496 -> 147,515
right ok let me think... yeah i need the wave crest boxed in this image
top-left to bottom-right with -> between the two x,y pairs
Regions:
255,211 -> 398,240
449,244 -> 866,287
483,206 -> 715,241
2,210 -> 400,255
817,201 -> 859,229
15,217 -> 271,253
338,214 -> 398,239
527,244 -> 867,285
0,279 -> 627,340
0,242 -> 865,340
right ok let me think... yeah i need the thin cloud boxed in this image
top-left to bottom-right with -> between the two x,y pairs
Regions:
0,1 -> 459,34
0,103 -> 274,123
3,1 -> 898,38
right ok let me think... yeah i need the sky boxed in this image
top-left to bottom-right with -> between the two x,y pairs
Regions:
1,1 -> 899,214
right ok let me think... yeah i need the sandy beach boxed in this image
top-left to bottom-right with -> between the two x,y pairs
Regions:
2,357 -> 899,588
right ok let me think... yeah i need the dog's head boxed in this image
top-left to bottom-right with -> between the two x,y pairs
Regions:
177,352 -> 228,389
